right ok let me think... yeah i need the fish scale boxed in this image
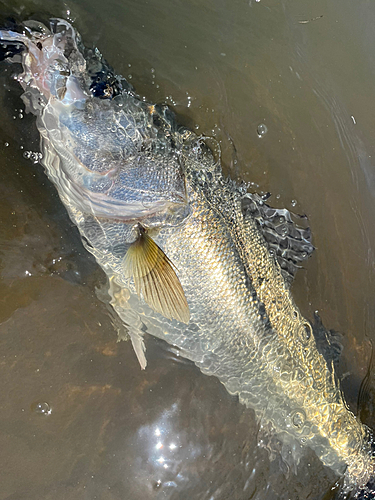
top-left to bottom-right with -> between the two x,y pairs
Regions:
156,171 -> 368,479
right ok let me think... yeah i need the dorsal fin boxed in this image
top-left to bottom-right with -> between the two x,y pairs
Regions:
241,193 -> 314,285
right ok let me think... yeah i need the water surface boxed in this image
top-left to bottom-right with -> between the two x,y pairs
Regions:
1,0 -> 375,498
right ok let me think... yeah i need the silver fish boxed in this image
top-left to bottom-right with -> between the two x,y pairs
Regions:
1,18 -> 374,497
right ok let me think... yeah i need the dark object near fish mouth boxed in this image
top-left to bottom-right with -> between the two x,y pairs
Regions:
90,71 -> 124,99
0,39 -> 26,62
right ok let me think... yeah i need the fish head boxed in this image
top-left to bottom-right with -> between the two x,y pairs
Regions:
1,19 -> 188,223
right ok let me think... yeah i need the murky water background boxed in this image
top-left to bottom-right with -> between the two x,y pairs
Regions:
1,0 -> 375,498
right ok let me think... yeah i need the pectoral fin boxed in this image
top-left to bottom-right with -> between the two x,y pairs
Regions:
123,226 -> 190,324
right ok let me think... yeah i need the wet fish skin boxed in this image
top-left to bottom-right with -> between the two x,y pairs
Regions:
1,18 -> 375,497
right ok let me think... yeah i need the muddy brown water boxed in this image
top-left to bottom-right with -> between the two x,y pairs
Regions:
1,0 -> 375,498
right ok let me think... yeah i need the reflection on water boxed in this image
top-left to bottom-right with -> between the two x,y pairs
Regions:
1,0 -> 375,498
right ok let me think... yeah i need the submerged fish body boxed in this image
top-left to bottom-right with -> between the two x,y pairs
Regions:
1,18 -> 375,496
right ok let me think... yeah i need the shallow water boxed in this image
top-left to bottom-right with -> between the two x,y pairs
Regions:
1,0 -> 375,498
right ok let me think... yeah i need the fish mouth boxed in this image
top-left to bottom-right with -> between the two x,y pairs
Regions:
0,18 -> 87,103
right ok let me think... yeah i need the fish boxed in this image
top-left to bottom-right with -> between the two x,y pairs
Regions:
0,17 -> 374,498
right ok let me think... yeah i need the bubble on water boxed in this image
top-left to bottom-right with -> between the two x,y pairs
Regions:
257,123 -> 268,138
23,151 -> 43,163
4,142 -> 9,147
280,225 -> 288,236
116,127 -> 126,139
32,401 -> 52,415
292,411 -> 305,429
304,323 -> 312,339
154,479 -> 162,490
291,199 -> 297,207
